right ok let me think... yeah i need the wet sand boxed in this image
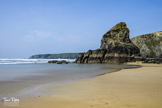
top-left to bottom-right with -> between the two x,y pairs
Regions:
0,64 -> 123,95
1,63 -> 162,108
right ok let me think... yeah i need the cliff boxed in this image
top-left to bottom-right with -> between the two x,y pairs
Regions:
75,22 -> 141,64
131,31 -> 162,58
29,53 -> 79,59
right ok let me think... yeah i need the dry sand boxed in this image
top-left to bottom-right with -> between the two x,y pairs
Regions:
1,63 -> 162,108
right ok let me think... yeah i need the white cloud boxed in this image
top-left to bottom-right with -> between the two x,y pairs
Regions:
24,30 -> 81,44
53,35 -> 80,44
24,31 -> 52,41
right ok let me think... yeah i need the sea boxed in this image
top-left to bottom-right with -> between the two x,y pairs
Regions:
0,58 -> 137,98
0,58 -> 76,65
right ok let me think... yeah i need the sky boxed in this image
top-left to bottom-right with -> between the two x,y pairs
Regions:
0,0 -> 162,58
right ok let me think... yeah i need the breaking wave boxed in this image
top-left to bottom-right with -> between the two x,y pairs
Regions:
0,58 -> 76,65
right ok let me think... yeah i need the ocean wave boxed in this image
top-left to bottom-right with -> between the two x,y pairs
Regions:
0,59 -> 76,65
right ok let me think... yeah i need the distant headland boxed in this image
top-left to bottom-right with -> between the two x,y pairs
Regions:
29,53 -> 80,59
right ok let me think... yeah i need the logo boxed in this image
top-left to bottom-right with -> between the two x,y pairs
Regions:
2,97 -> 19,106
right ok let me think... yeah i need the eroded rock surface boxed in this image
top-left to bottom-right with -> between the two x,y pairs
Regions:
75,22 -> 141,64
131,31 -> 162,58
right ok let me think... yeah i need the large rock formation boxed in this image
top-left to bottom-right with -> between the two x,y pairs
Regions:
131,31 -> 162,58
100,22 -> 139,56
75,22 -> 141,64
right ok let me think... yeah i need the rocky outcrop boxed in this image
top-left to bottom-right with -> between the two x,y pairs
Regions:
143,58 -> 162,64
100,22 -> 140,56
48,60 -> 69,64
75,22 -> 141,64
131,31 -> 162,58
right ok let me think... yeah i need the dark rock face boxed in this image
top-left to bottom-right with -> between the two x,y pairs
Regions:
101,22 -> 130,49
75,22 -> 141,64
100,22 -> 139,56
143,58 -> 162,64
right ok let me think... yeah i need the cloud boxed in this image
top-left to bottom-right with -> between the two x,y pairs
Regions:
24,31 -> 52,41
53,35 -> 80,44
24,30 -> 82,44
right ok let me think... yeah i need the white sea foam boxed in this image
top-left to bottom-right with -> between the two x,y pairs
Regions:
0,58 -> 76,65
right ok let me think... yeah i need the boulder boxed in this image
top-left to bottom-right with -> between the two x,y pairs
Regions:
48,61 -> 52,63
48,60 -> 58,63
52,60 -> 58,63
57,61 -> 62,64
48,60 -> 69,64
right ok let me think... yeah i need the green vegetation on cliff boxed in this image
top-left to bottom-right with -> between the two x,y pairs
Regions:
108,22 -> 129,33
131,31 -> 162,58
29,53 -> 79,59
144,39 -> 158,57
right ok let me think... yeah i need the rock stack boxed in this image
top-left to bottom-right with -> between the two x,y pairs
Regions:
75,22 -> 141,64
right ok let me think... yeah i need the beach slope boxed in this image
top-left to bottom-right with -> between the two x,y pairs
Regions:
2,63 -> 162,108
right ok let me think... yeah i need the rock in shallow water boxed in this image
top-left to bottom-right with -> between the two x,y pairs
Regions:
48,60 -> 69,64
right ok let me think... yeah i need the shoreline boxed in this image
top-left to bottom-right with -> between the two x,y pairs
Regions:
1,63 -> 162,108
21,63 -> 162,108
0,64 -> 132,98
0,64 -> 137,98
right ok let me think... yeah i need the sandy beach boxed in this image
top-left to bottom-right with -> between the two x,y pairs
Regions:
1,63 -> 162,108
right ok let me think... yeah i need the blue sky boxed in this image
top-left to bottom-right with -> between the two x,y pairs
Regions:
0,0 -> 162,58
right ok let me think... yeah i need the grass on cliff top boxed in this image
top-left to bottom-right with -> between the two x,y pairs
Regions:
109,22 -> 129,33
